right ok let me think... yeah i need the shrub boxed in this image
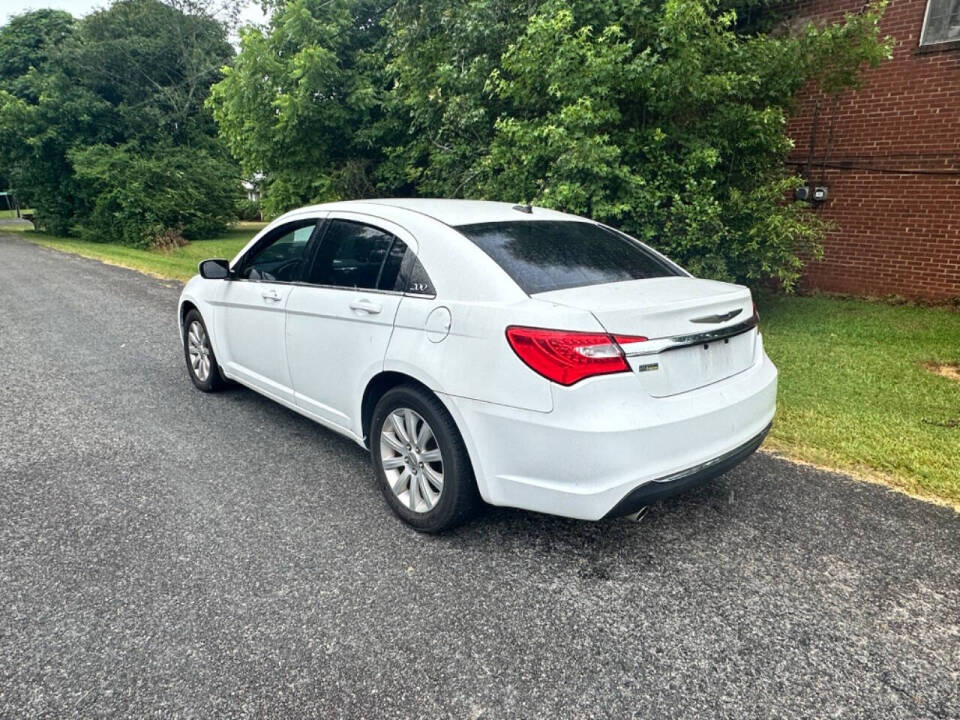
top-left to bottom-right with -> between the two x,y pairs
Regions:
235,197 -> 262,221
70,143 -> 238,247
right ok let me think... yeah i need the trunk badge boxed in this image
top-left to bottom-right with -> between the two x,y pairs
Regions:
690,309 -> 742,324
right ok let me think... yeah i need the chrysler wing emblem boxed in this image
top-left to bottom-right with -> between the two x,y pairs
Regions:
690,308 -> 742,324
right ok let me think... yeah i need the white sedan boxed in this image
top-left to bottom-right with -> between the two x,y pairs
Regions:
179,199 -> 777,531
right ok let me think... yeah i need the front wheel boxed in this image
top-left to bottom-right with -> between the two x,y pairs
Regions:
370,385 -> 481,532
182,309 -> 226,392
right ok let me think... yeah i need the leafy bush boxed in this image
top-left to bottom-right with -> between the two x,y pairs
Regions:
234,198 -> 262,221
69,144 -> 237,248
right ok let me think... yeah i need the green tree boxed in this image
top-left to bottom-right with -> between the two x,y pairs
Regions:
0,69 -> 113,233
0,9 -> 75,98
208,0 -> 390,216
374,0 -> 529,197
69,142 -> 237,246
211,0 -> 891,288
0,9 -> 86,220
67,0 -> 232,145
0,0 -> 239,243
473,0 -> 892,287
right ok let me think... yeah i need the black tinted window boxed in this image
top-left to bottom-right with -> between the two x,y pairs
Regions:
399,253 -> 435,296
454,220 -> 678,294
307,220 -> 397,289
379,238 -> 406,291
238,221 -> 316,282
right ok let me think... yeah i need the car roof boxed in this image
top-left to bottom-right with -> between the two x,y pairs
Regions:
284,198 -> 581,227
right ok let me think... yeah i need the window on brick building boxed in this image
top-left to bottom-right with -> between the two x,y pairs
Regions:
921,0 -> 960,45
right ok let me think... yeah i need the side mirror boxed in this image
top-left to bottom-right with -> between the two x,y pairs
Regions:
199,258 -> 231,280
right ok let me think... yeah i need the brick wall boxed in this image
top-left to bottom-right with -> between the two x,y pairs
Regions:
785,0 -> 960,301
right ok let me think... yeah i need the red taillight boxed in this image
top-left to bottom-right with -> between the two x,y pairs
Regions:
505,326 -> 647,386
612,334 -> 649,346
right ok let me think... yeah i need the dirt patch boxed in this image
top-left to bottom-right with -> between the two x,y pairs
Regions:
923,362 -> 960,382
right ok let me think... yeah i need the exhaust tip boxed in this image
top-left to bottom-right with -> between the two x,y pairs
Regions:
625,506 -> 648,524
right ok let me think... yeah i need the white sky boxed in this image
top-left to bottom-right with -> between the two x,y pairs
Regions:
1,0 -> 269,29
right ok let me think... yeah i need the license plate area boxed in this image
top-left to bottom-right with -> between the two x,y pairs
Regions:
631,329 -> 756,397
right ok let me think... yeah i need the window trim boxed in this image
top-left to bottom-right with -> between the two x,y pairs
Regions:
920,0 -> 960,47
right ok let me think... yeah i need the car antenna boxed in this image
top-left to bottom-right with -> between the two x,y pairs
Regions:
512,203 -> 533,214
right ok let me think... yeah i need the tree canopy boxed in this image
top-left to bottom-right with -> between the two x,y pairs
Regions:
0,0 -> 891,280
209,0 -> 891,288
0,0 -> 238,244
0,9 -> 75,95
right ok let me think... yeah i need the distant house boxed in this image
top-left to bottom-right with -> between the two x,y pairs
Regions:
242,173 -> 264,203
784,0 -> 959,301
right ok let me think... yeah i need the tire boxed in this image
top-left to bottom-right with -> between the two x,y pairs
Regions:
182,308 -> 227,392
370,384 -> 481,532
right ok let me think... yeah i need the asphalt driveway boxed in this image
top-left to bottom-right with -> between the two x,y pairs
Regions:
1,234 -> 958,718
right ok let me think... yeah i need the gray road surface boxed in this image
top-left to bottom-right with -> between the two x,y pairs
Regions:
1,234 -> 958,718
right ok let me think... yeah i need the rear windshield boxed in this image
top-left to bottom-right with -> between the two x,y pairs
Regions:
454,220 -> 679,294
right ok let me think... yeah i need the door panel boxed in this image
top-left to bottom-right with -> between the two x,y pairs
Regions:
286,288 -> 403,428
285,213 -> 418,435
216,219 -> 319,402
218,282 -> 295,401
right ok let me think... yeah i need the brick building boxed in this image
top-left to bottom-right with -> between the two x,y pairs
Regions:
785,0 -> 960,301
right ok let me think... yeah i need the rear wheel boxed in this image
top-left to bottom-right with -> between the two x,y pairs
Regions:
183,309 -> 226,392
370,385 -> 481,532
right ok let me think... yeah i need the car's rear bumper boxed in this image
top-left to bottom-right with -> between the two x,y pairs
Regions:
602,421 -> 771,518
440,350 -> 777,521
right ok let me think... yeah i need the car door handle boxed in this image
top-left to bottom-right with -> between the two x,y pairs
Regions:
261,289 -> 282,302
349,298 -> 382,315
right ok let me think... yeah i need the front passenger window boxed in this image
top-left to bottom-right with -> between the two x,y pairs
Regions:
238,222 -> 316,282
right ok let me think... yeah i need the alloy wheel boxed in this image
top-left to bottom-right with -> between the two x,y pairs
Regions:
380,407 -> 444,513
187,320 -> 212,383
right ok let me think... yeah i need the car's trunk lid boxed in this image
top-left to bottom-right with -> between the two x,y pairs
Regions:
535,277 -> 757,397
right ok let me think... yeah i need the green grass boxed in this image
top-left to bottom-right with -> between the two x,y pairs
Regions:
0,208 -> 34,219
759,295 -> 960,507
19,222 -> 264,282
6,222 -> 959,507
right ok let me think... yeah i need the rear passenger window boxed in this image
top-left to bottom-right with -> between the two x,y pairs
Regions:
382,243 -> 436,296
306,220 -> 396,290
379,238 -> 406,291
305,218 -> 437,295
